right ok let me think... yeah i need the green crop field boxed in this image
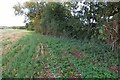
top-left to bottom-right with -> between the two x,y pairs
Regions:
2,30 -> 118,78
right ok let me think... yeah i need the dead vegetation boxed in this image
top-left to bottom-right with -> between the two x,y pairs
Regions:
0,29 -> 28,54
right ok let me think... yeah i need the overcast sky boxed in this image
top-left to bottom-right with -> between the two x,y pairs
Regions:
0,0 -> 30,26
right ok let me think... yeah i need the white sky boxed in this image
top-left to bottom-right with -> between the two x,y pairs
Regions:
0,0 -> 29,26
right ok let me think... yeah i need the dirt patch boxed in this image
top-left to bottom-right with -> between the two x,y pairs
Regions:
108,65 -> 120,71
69,50 -> 84,58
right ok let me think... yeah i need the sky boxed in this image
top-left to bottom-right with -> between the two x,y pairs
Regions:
0,0 -> 82,27
0,0 -> 99,27
0,0 -> 29,26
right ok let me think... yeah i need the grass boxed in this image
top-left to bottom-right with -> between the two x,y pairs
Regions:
2,32 -> 119,78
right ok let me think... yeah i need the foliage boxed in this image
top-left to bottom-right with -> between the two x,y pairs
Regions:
13,1 -> 120,51
13,2 -> 46,31
14,1 -> 119,40
2,32 -> 118,78
40,2 -> 71,36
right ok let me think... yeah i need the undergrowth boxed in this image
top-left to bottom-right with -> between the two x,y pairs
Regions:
2,32 -> 119,78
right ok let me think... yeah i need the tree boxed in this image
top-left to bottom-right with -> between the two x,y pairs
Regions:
13,1 -> 46,31
40,2 -> 71,36
13,1 -> 120,47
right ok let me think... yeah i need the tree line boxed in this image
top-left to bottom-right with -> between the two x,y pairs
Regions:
13,1 -> 120,50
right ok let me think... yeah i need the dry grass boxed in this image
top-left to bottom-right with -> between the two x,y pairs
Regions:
0,29 -> 29,54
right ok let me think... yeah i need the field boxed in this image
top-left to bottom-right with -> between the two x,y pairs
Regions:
1,29 -> 119,78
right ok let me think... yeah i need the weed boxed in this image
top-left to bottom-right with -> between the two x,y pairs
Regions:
2,32 -> 119,78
